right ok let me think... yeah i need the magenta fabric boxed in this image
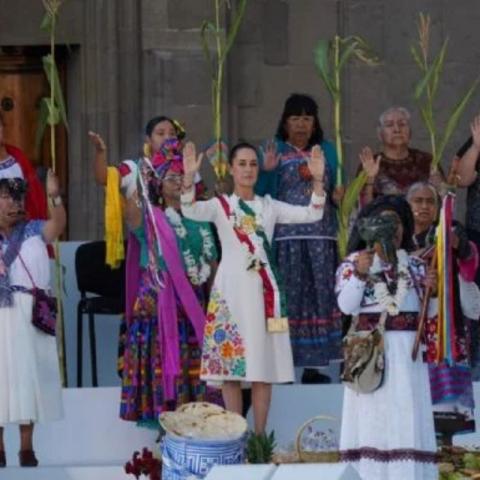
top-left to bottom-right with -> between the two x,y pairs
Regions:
125,207 -> 206,401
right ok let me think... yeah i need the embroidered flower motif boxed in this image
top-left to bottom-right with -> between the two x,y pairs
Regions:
298,162 -> 313,181
220,341 -> 234,359
239,215 -> 256,235
201,288 -> 246,378
213,329 -> 227,344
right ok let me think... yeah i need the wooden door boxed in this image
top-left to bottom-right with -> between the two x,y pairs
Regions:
0,46 -> 68,227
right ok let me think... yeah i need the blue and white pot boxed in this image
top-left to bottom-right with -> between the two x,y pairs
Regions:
161,432 -> 246,480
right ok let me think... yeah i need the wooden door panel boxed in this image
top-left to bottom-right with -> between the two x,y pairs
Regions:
0,47 -> 68,232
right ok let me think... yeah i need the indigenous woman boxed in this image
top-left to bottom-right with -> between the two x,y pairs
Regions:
0,172 -> 65,467
407,181 -> 478,435
358,106 -> 444,207
89,117 -> 217,427
255,93 -> 341,372
181,141 -> 326,434
336,195 -> 438,480
0,112 -> 48,220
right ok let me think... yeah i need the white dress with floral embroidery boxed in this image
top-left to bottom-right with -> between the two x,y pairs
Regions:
181,190 -> 325,383
336,251 -> 438,480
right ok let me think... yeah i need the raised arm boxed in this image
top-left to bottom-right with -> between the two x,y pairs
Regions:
336,251 -> 373,315
457,116 -> 480,187
273,144 -> 326,223
180,142 -> 218,222
42,170 -> 67,243
88,131 -> 109,186
358,146 -> 381,205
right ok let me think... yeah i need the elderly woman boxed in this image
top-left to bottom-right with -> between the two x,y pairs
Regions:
359,106 -> 444,205
0,112 -> 48,220
336,195 -> 438,480
181,141 -> 326,434
89,117 -> 218,427
255,93 -> 341,376
407,181 -> 478,436
0,172 -> 65,467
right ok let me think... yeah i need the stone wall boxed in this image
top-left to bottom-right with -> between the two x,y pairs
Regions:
0,0 -> 479,238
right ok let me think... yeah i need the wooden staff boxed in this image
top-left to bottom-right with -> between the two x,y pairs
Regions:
412,250 -> 437,361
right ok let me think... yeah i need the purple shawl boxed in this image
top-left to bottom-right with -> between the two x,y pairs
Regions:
125,206 -> 206,401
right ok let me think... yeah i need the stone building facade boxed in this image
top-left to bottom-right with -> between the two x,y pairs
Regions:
0,0 -> 479,238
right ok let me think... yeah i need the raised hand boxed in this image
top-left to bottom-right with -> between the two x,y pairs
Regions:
471,115 -> 480,151
88,131 -> 107,152
308,145 -> 325,181
354,249 -> 374,276
359,147 -> 380,179
46,169 -> 61,197
182,141 -> 203,177
260,140 -> 280,171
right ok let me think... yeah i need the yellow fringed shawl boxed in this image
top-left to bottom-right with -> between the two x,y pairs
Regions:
104,166 -> 125,268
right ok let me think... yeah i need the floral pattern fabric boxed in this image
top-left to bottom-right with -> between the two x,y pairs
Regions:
201,288 -> 246,379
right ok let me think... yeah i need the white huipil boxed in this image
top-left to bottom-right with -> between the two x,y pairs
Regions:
181,189 -> 325,383
336,252 -> 438,480
0,222 -> 63,425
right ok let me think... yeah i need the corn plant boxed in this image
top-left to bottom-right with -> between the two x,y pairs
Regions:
38,0 -> 69,386
412,13 -> 479,171
314,36 -> 380,258
200,0 -> 247,179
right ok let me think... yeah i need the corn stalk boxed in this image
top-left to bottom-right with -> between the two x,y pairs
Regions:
39,0 -> 69,387
412,13 -> 479,171
314,35 -> 380,258
201,0 -> 247,179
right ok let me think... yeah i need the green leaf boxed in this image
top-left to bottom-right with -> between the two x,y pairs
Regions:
435,77 -> 480,167
200,21 -> 216,73
419,104 -> 434,135
42,54 -> 69,130
222,0 -> 247,60
46,98 -> 60,125
337,171 -> 368,258
40,12 -> 53,32
430,39 -> 448,99
338,39 -> 358,70
340,171 -> 367,225
410,44 -> 425,71
314,40 -> 335,96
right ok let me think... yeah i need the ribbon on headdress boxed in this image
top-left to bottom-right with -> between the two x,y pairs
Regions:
151,138 -> 184,179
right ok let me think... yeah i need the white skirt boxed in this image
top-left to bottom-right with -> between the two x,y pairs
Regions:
340,331 -> 438,480
0,292 -> 63,425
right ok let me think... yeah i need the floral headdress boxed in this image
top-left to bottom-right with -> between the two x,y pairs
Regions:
151,138 -> 184,179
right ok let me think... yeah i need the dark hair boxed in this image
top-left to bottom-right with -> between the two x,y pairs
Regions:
144,116 -> 185,140
347,195 -> 416,254
275,93 -> 324,147
228,142 -> 258,165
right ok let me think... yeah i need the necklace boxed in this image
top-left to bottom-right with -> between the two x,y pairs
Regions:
371,249 -> 410,316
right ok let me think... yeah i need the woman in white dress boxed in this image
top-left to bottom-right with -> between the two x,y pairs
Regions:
336,195 -> 438,480
181,141 -> 326,433
0,172 -> 65,467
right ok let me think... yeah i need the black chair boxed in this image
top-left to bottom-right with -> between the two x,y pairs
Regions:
75,241 -> 126,387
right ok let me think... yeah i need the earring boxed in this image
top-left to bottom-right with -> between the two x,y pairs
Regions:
143,142 -> 152,158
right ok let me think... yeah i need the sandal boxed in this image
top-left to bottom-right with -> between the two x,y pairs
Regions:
18,450 -> 38,467
0,451 -> 5,467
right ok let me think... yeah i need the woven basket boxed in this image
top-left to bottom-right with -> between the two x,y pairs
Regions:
295,415 -> 340,463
